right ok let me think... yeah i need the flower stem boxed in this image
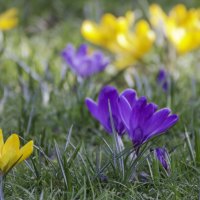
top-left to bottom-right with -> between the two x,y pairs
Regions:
0,175 -> 4,200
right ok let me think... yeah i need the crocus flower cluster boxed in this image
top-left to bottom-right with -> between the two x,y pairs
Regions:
0,129 -> 33,175
150,4 -> 200,54
61,43 -> 109,78
0,8 -> 18,31
86,86 -> 178,150
81,12 -> 155,68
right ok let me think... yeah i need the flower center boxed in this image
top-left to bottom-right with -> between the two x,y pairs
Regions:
133,127 -> 144,146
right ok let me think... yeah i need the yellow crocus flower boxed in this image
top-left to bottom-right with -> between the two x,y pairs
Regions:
81,12 -> 134,51
0,129 -> 33,174
81,12 -> 155,69
115,20 -> 155,67
149,4 -> 200,54
0,8 -> 18,31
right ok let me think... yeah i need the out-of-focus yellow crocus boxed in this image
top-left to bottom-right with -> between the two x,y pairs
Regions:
0,129 -> 33,174
115,20 -> 155,67
81,12 -> 155,69
150,4 -> 200,54
0,8 -> 18,31
82,12 -> 134,51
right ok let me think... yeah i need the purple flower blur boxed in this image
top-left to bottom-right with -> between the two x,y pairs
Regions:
118,92 -> 178,149
157,69 -> 168,92
61,43 -> 109,78
154,147 -> 170,172
85,86 -> 126,135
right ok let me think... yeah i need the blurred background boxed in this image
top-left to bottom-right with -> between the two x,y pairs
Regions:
1,0 -> 200,31
0,0 -> 200,133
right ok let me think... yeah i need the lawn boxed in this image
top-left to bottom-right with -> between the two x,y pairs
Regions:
0,0 -> 200,199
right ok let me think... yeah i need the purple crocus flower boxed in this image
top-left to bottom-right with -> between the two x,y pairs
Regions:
85,86 -> 126,135
154,147 -> 170,172
61,43 -> 109,78
118,93 -> 178,149
157,69 -> 168,92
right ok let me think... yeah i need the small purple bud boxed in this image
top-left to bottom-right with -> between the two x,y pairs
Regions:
154,147 -> 170,173
157,69 -> 168,92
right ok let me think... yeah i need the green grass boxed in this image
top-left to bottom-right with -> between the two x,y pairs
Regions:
1,1 -> 200,199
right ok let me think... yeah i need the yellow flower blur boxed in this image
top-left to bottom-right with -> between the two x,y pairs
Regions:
150,4 -> 200,54
81,12 -> 134,51
81,12 -> 155,69
0,8 -> 18,31
0,129 -> 33,174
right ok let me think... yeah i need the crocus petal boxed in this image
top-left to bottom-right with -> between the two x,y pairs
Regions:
120,89 -> 137,107
93,51 -> 109,71
1,134 -> 20,172
85,85 -> 126,135
128,97 -> 148,145
129,96 -> 147,132
18,140 -> 34,164
2,150 -> 20,173
98,86 -> 119,118
118,96 -> 132,129
81,20 -> 104,46
147,114 -> 178,140
77,44 -> 88,57
97,86 -> 120,133
2,134 -> 20,155
144,108 -> 171,136
63,44 -> 75,55
86,86 -> 119,133
61,44 -> 75,67
0,129 -> 4,153
140,103 -> 158,127
85,98 -> 98,120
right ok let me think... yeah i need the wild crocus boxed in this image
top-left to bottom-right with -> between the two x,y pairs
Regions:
0,8 -> 18,31
0,129 -> 33,200
150,4 -> 200,54
61,43 -> 109,78
85,85 -> 125,135
154,147 -> 170,172
0,129 -> 33,174
81,11 -> 134,51
81,12 -> 155,69
118,93 -> 178,150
